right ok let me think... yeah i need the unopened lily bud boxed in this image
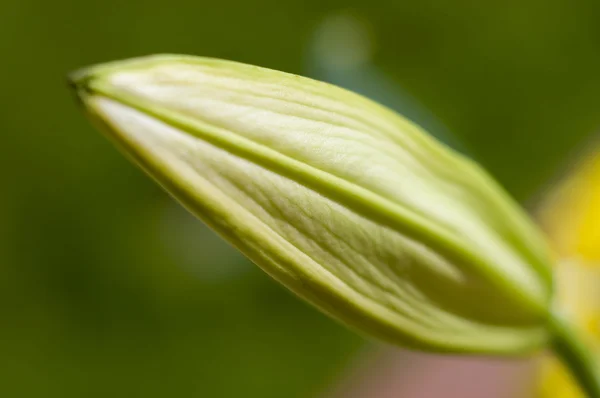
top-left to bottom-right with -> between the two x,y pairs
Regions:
69,55 -> 554,355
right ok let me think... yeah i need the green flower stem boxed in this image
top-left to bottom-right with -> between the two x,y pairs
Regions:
550,312 -> 600,398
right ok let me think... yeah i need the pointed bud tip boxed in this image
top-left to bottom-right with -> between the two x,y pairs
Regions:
66,68 -> 94,106
68,54 -> 190,82
66,64 -> 103,103
67,66 -> 93,88
67,55 -> 192,100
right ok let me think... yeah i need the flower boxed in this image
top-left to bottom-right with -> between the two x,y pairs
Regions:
536,150 -> 600,397
69,55 -> 554,355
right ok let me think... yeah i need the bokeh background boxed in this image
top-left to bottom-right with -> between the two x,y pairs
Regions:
3,0 -> 600,397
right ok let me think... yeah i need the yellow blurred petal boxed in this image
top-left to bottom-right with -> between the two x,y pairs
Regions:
538,356 -> 585,398
537,148 -> 600,397
538,153 -> 600,262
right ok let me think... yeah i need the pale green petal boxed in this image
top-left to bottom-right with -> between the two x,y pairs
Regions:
70,55 -> 554,354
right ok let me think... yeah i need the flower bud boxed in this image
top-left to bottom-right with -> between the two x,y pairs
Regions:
69,55 -> 554,355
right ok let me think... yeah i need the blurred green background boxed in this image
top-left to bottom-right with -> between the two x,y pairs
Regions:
3,0 -> 600,397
